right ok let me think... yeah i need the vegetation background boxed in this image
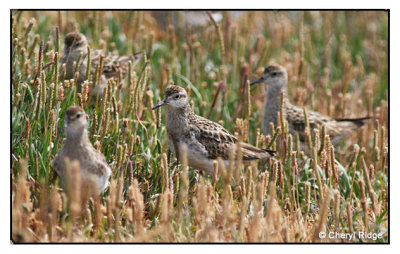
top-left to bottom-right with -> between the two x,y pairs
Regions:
11,10 -> 388,242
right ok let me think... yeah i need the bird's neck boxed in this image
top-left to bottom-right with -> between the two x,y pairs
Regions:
65,128 -> 90,146
265,84 -> 288,105
262,84 -> 289,134
62,48 -> 88,79
68,48 -> 88,63
166,105 -> 192,134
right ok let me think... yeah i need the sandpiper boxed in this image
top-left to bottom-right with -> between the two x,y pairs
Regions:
52,106 -> 112,194
250,65 -> 370,150
60,32 -> 141,96
152,85 -> 275,176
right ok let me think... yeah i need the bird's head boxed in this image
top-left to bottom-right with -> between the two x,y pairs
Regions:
152,85 -> 189,111
250,65 -> 288,89
62,32 -> 88,61
64,106 -> 88,136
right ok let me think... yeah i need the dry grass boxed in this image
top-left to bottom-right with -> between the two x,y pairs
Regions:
11,10 -> 388,243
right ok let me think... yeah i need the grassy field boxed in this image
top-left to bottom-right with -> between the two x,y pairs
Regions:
11,10 -> 388,243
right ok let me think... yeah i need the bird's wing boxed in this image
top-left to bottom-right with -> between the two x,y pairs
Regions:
84,159 -> 112,178
191,115 -> 238,143
286,105 -> 332,141
91,50 -> 141,79
189,115 -> 237,160
190,115 -> 273,161
240,143 -> 275,160
285,104 -> 368,144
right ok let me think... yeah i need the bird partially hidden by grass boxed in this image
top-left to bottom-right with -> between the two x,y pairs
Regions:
152,85 -> 275,176
60,32 -> 142,96
52,106 -> 112,195
250,64 -> 370,151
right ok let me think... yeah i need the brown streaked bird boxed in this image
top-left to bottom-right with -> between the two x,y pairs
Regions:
152,85 -> 275,176
250,64 -> 370,151
60,32 -> 141,96
52,106 -> 112,194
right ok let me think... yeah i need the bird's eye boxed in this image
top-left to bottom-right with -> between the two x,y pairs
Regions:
175,94 -> 180,99
271,72 -> 277,77
76,113 -> 81,119
75,41 -> 82,47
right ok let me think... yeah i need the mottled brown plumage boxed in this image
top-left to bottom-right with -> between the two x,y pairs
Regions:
60,32 -> 141,96
251,64 -> 370,150
153,85 -> 275,176
165,85 -> 185,98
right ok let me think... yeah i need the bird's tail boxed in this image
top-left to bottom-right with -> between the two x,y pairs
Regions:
241,143 -> 276,160
264,149 -> 276,157
335,116 -> 371,128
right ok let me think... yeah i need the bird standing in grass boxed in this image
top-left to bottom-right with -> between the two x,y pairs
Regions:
52,106 -> 112,194
152,85 -> 275,176
250,64 -> 370,151
60,32 -> 141,96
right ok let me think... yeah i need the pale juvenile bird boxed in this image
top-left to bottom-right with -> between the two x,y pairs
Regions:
250,65 -> 370,150
52,106 -> 112,194
60,32 -> 141,96
152,85 -> 275,176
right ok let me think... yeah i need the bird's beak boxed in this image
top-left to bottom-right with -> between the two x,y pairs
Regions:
250,76 -> 265,86
152,99 -> 167,110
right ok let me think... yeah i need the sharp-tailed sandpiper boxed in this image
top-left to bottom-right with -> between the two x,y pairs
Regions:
152,85 -> 275,176
52,106 -> 112,194
251,65 -> 370,151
